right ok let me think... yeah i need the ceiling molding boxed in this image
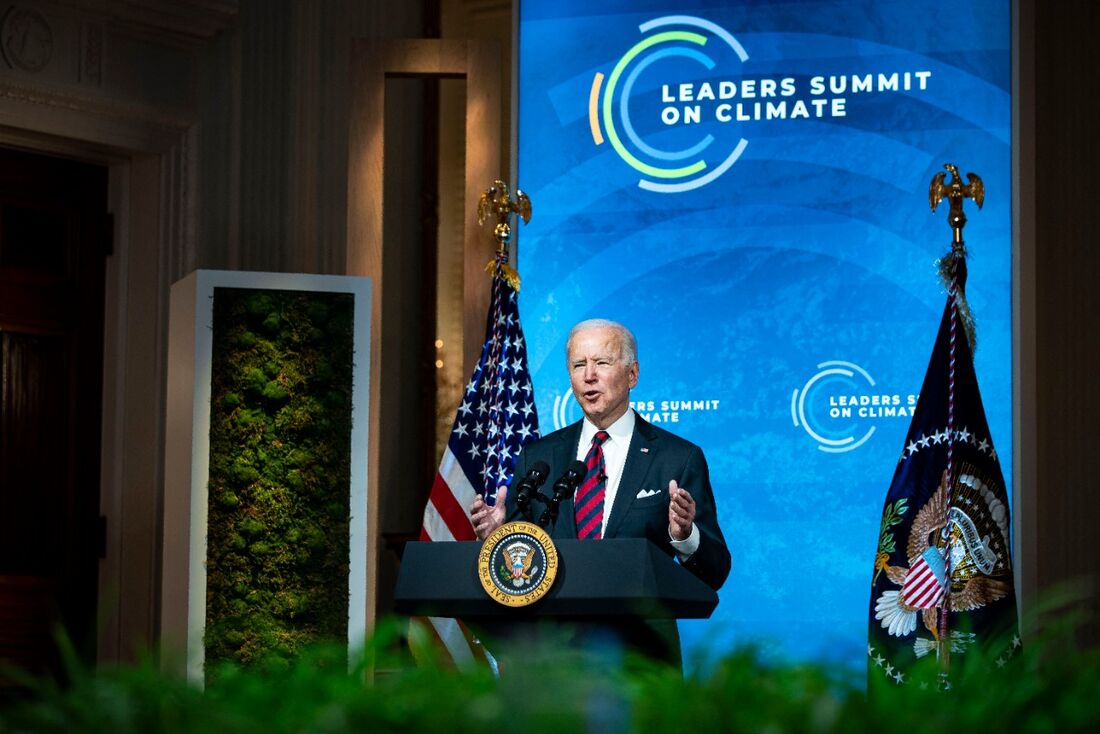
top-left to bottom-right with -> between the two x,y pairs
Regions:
54,0 -> 239,47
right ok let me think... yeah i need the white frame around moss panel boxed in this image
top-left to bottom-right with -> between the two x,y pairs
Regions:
163,270 -> 372,687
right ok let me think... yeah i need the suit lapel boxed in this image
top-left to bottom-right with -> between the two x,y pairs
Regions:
604,414 -> 657,538
549,421 -> 583,537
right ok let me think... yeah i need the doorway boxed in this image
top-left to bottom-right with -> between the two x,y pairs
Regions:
0,146 -> 109,676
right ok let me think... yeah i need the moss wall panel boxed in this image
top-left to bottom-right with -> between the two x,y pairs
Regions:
205,288 -> 354,674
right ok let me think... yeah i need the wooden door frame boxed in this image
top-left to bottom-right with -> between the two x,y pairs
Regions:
347,38 -> 502,633
0,85 -> 194,664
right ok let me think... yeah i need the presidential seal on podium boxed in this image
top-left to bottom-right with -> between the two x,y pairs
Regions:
478,521 -> 559,607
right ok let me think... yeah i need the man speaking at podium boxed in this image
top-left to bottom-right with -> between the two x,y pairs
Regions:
469,319 -> 730,663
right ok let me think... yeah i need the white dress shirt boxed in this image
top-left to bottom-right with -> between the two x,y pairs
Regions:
576,410 -> 700,557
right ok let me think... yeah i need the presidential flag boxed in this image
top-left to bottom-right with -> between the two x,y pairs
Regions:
415,255 -> 540,667
868,251 -> 1019,688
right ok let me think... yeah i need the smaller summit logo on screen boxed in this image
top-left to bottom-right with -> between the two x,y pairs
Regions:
552,388 -> 721,431
791,361 -> 917,453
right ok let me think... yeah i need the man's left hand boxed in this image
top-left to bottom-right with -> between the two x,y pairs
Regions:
668,480 -> 696,541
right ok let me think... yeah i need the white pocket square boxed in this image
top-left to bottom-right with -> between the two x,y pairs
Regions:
636,488 -> 660,499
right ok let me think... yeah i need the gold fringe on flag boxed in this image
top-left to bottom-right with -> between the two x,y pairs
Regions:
937,248 -> 977,354
486,259 -> 521,292
929,163 -> 983,354
477,179 -> 531,294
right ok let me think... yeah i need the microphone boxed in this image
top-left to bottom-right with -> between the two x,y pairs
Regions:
513,460 -> 551,519
540,460 -> 588,528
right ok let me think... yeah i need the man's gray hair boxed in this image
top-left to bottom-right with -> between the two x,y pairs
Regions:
566,318 -> 638,366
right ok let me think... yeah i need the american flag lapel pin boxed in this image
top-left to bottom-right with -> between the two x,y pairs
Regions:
640,447 -> 649,453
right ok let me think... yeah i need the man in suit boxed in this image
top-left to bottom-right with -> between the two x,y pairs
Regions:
469,318 -> 730,663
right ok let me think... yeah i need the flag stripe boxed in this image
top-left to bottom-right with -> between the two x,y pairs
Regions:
420,503 -> 453,542
427,617 -> 475,668
439,445 -> 480,510
905,584 -> 943,608
902,558 -> 947,609
906,574 -> 936,599
422,449 -> 478,541
431,490 -> 475,542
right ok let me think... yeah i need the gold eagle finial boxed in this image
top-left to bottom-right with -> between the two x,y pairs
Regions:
478,179 -> 531,229
928,163 -> 983,351
929,163 -> 983,246
478,180 -> 532,291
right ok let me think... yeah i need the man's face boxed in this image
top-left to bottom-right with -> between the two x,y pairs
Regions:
567,326 -> 638,429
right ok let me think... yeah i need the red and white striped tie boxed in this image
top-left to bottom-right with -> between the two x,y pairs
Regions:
574,431 -> 609,539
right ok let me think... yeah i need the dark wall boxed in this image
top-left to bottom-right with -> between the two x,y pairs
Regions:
1032,0 -> 1100,644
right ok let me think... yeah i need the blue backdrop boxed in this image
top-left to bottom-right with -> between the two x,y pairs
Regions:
517,0 -> 1011,666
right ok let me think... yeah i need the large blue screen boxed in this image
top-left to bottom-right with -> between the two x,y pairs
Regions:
517,0 -> 1010,665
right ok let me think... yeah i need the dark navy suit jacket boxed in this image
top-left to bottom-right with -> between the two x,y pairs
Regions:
507,412 -> 731,592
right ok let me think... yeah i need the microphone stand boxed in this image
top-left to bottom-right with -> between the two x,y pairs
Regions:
538,462 -> 586,529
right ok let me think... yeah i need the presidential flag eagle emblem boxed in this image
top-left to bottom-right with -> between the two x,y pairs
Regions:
874,464 -> 1013,657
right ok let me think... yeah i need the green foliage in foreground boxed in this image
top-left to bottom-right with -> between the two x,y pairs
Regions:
2,621 -> 1100,734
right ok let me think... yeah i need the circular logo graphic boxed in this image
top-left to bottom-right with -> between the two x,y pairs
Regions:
552,389 -> 578,431
478,521 -> 559,607
590,15 -> 749,193
791,360 -> 878,453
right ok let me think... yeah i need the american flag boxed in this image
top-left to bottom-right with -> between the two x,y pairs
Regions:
414,259 -> 539,668
420,262 -> 540,541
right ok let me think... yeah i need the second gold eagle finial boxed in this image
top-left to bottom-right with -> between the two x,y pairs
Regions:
929,163 -> 984,246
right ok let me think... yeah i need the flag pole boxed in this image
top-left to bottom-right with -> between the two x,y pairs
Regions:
869,164 -> 1017,691
474,180 -> 534,509
928,162 -> 985,675
415,180 -> 540,668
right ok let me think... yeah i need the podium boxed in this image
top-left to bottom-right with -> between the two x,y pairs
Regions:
394,538 -> 718,664
396,537 -> 721,664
